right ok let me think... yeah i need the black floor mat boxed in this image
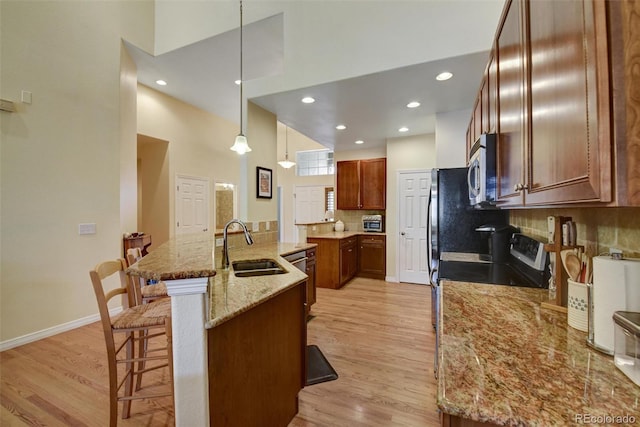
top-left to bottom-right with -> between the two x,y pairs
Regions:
306,345 -> 338,386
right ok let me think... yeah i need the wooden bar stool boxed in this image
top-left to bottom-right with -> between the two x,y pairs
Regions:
126,247 -> 168,304
89,258 -> 174,426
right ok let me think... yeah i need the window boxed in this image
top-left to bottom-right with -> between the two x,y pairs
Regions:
325,187 -> 335,212
296,149 -> 334,176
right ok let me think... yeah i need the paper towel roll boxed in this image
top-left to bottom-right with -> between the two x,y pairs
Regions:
591,256 -> 640,354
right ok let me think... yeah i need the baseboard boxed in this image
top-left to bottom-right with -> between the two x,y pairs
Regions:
386,275 -> 398,283
0,306 -> 123,352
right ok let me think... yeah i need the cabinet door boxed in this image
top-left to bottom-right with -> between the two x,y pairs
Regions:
336,160 -> 360,209
524,0 -> 611,204
496,0 -> 526,205
339,239 -> 357,285
488,50 -> 498,134
360,158 -> 386,209
358,235 -> 386,279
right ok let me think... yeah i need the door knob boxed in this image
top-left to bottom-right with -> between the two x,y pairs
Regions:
401,232 -> 406,236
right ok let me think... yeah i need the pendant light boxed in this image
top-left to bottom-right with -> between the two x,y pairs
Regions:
278,125 -> 296,169
230,0 -> 252,154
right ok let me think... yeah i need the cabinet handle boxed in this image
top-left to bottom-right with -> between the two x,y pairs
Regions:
513,183 -> 526,192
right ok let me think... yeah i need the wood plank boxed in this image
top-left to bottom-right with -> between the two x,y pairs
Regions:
1,278 -> 438,427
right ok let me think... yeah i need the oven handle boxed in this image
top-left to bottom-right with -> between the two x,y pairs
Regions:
289,257 -> 308,267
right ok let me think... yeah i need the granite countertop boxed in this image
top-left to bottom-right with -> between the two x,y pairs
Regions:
307,231 -> 386,239
127,235 -> 317,329
438,280 -> 640,425
206,242 -> 315,328
126,232 -> 217,281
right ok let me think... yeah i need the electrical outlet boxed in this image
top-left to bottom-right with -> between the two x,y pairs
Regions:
252,222 -> 259,232
78,223 -> 96,235
265,222 -> 270,231
215,238 -> 223,247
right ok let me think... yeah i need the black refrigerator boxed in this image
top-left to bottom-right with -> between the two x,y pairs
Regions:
428,167 -> 508,280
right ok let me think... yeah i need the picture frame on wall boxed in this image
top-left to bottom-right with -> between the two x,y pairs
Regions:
256,166 -> 272,199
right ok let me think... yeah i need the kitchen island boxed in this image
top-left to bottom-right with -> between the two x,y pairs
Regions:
127,233 -> 314,426
438,280 -> 639,426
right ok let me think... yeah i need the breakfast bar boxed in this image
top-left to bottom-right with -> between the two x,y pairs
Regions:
127,233 -> 312,426
437,280 -> 640,426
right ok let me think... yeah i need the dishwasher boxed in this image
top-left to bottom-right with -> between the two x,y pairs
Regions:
284,250 -> 307,273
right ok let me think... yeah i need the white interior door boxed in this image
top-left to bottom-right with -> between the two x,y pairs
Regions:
295,185 -> 326,224
398,170 -> 430,284
176,175 -> 210,235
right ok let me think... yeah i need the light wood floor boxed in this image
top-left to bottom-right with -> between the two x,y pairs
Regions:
1,278 -> 438,426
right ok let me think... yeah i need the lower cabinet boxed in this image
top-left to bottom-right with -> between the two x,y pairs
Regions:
208,283 -> 306,426
339,237 -> 358,285
357,235 -> 386,279
307,236 -> 358,289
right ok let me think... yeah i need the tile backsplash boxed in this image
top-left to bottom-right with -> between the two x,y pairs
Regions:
305,209 -> 385,236
213,220 -> 279,259
510,207 -> 640,258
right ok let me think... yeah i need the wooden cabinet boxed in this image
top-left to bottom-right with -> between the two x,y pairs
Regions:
336,158 -> 386,210
305,248 -> 316,313
495,0 -> 526,206
467,0 -> 616,207
339,237 -> 358,285
523,0 -> 611,205
307,235 -> 359,289
357,234 -> 386,280
208,283 -> 306,426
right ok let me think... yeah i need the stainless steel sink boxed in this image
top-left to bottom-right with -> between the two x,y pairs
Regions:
232,259 -> 287,277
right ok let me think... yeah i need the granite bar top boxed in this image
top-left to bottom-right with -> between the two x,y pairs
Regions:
206,242 -> 315,328
127,234 -> 316,329
307,231 -> 385,239
437,280 -> 640,426
126,232 -> 217,281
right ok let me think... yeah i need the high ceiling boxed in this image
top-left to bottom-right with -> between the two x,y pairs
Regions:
126,2 -> 501,152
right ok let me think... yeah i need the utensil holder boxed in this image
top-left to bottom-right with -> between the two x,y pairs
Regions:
568,279 -> 588,331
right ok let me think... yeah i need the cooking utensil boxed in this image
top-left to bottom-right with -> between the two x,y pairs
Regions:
565,253 -> 582,282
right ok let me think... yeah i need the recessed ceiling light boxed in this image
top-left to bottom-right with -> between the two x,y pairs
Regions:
399,127 -> 409,133
302,97 -> 315,104
436,71 -> 453,81
234,79 -> 242,85
336,124 -> 346,130
355,140 -> 364,145
156,80 -> 167,86
407,101 -> 420,108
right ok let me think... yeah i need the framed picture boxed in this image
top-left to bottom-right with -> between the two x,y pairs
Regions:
256,166 -> 273,199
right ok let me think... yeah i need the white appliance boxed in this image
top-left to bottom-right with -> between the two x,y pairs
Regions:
589,256 -> 640,354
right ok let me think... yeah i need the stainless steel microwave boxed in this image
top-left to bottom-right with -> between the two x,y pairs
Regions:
468,133 -> 498,207
362,215 -> 383,232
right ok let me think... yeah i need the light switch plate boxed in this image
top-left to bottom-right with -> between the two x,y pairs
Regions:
215,238 -> 223,247
78,223 -> 96,235
252,222 -> 259,232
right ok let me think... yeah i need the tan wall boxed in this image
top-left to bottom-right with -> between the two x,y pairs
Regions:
244,103 -> 278,223
136,84 -> 242,240
510,207 -> 640,258
138,134 -> 170,250
0,1 -> 154,343
276,122 -> 334,243
386,134 -> 436,281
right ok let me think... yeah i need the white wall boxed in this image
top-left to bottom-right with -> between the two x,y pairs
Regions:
435,108 -> 471,168
386,134 -> 436,281
0,0 -> 154,344
154,1 -> 505,100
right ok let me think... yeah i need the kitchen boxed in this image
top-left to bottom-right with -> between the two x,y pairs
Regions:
2,0 -> 640,426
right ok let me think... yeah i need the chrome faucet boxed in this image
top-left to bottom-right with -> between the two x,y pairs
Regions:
222,219 -> 254,269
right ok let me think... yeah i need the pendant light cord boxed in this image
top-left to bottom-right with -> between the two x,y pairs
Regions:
239,0 -> 244,135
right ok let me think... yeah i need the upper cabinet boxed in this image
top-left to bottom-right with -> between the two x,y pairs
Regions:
495,0 -> 526,205
467,0 -> 640,207
336,158 -> 386,210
